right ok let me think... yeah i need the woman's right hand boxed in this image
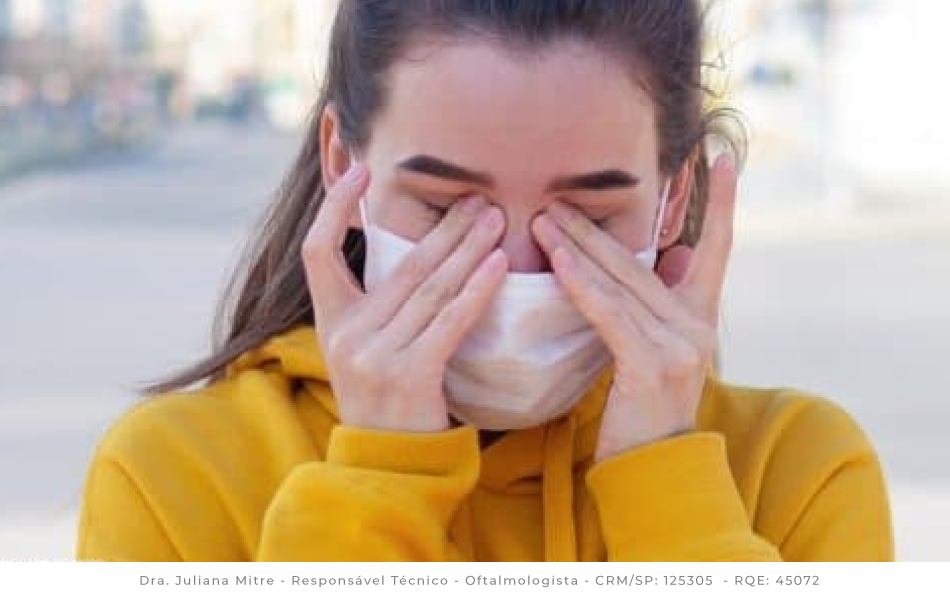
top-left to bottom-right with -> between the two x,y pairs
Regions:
301,163 -> 508,432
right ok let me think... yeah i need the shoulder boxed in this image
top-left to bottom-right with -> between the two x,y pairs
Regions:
92,368 -> 316,474
698,376 -> 887,511
79,368 -> 320,560
701,381 -> 889,532
700,377 -> 893,558
700,377 -> 878,462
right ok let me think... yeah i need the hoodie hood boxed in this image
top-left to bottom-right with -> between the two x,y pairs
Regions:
227,324 -> 614,491
226,324 -> 719,561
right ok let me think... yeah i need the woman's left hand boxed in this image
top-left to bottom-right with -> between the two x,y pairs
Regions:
532,154 -> 737,462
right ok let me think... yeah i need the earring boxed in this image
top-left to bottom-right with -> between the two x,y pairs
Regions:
661,227 -> 670,238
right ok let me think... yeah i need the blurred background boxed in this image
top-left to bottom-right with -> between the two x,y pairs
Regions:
0,0 -> 947,560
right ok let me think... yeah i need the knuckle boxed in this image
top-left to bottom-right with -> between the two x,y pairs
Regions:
426,301 -> 453,331
597,299 -> 624,324
667,344 -> 702,374
397,254 -> 431,284
431,299 -> 466,336
300,228 -> 331,264
594,278 -> 619,307
642,323 -> 666,345
416,277 -> 455,308
417,305 -> 468,362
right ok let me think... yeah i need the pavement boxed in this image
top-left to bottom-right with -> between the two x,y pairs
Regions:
0,118 -> 155,183
0,122 -> 947,560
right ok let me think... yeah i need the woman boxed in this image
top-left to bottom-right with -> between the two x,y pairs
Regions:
76,0 -> 893,561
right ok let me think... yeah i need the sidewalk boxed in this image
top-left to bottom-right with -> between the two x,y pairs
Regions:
736,200 -> 950,244
0,121 -> 156,184
736,153 -> 950,243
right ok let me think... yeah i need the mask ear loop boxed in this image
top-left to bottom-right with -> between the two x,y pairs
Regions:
649,179 -> 673,250
358,196 -> 371,230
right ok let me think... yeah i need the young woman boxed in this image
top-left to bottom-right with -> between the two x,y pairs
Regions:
77,0 -> 893,561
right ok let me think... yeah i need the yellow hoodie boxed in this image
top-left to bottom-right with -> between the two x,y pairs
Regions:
76,325 -> 893,561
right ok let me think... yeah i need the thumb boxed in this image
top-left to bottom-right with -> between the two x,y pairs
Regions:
656,245 -> 693,287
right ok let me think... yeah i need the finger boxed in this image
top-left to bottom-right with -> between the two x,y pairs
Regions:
656,245 -> 693,287
535,217 -> 669,354
302,163 -> 370,330
360,196 -> 490,331
414,249 -> 508,365
681,153 -> 737,320
539,202 -> 692,323
549,247 -> 667,367
553,247 -> 704,383
535,209 -> 699,338
377,205 -> 506,350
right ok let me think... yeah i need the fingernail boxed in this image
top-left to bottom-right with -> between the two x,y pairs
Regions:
717,153 -> 735,173
462,196 -> 486,213
480,207 -> 503,230
486,248 -> 507,269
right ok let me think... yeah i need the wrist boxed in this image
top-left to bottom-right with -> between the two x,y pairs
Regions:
339,404 -> 450,433
594,422 -> 695,463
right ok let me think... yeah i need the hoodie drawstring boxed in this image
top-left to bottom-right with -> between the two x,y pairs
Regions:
542,415 -> 578,562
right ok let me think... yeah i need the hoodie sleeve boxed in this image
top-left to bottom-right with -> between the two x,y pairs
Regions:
77,419 -> 481,562
255,425 -> 480,561
585,400 -> 893,561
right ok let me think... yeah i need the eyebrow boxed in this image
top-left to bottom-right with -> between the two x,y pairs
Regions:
397,154 -> 640,192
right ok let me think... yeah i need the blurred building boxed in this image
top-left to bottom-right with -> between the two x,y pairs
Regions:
0,0 -> 148,69
0,0 -> 341,126
6,0 -> 39,38
3,0 -> 84,40
44,0 -> 74,39
829,0 -> 950,201
115,0 -> 147,55
727,0 -> 950,204
0,0 -> 12,69
143,0 -> 337,127
0,0 -> 11,37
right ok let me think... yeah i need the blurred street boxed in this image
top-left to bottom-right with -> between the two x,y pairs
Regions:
0,122 -> 948,560
0,122 -> 300,558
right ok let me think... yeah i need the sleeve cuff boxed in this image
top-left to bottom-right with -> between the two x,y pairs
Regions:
326,424 -> 481,478
586,432 -> 753,559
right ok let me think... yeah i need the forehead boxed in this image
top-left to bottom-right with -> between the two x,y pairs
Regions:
368,39 -> 658,175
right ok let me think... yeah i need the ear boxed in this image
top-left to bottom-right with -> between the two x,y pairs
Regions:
657,151 -> 696,250
319,104 -> 364,231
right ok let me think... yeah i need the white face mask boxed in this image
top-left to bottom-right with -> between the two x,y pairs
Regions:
360,182 -> 671,430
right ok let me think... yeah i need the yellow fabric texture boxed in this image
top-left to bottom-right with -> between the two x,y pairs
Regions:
76,325 -> 894,561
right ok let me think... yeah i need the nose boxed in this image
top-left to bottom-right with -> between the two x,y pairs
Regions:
497,211 -> 552,273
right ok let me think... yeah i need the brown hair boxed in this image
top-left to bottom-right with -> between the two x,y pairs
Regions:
142,0 -> 743,395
